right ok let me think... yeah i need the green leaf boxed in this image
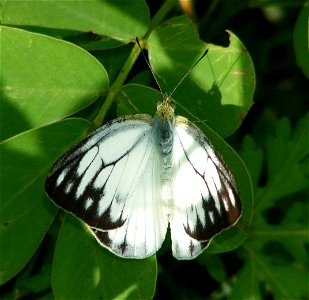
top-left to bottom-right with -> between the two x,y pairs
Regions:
0,26 -> 108,141
0,118 -> 91,285
256,113 -> 309,211
1,0 -> 149,42
293,5 -> 309,79
96,44 -> 133,83
238,135 -> 264,194
197,254 -> 227,282
53,214 -> 157,300
117,84 -> 158,116
147,16 -> 255,137
117,84 -> 253,253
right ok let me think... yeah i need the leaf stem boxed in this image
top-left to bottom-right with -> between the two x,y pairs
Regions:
92,42 -> 141,128
92,0 -> 176,128
144,0 -> 177,40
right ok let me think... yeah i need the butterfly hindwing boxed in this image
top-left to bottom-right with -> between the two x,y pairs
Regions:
170,117 -> 241,260
45,115 -> 168,258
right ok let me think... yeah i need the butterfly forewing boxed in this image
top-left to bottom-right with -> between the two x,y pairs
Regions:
170,117 -> 241,260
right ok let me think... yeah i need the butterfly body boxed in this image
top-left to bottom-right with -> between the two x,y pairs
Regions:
46,97 -> 241,260
153,100 -> 176,220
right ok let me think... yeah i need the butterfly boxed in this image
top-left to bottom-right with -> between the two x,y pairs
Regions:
45,47 -> 242,260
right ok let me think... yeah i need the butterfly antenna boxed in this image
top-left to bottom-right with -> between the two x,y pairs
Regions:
136,38 -> 164,95
169,49 -> 208,97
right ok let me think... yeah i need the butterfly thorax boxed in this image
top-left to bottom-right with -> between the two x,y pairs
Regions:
155,96 -> 176,160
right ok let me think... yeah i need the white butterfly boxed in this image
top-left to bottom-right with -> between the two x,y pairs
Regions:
45,93 -> 241,260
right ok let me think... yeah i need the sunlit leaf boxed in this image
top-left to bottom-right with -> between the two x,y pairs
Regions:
147,16 -> 255,137
1,0 -> 149,42
0,26 -> 108,140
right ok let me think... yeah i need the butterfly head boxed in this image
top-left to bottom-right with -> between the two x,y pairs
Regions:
156,95 -> 175,119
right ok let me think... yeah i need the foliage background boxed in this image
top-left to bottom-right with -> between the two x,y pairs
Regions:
0,0 -> 308,299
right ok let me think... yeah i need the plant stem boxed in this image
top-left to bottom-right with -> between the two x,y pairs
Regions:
92,0 -> 176,128
93,41 -> 141,128
144,0 -> 177,40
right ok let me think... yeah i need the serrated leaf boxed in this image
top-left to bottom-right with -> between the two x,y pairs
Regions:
256,113 -> 309,211
239,135 -> 264,192
252,204 -> 308,265
232,202 -> 309,300
230,261 -> 260,300
0,118 -> 91,284
0,26 -> 108,141
237,243 -> 308,300
53,214 -> 157,300
1,0 -> 149,42
231,115 -> 309,300
147,16 -> 255,137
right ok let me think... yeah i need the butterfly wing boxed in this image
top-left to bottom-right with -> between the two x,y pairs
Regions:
45,115 -> 168,258
170,116 -> 242,260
